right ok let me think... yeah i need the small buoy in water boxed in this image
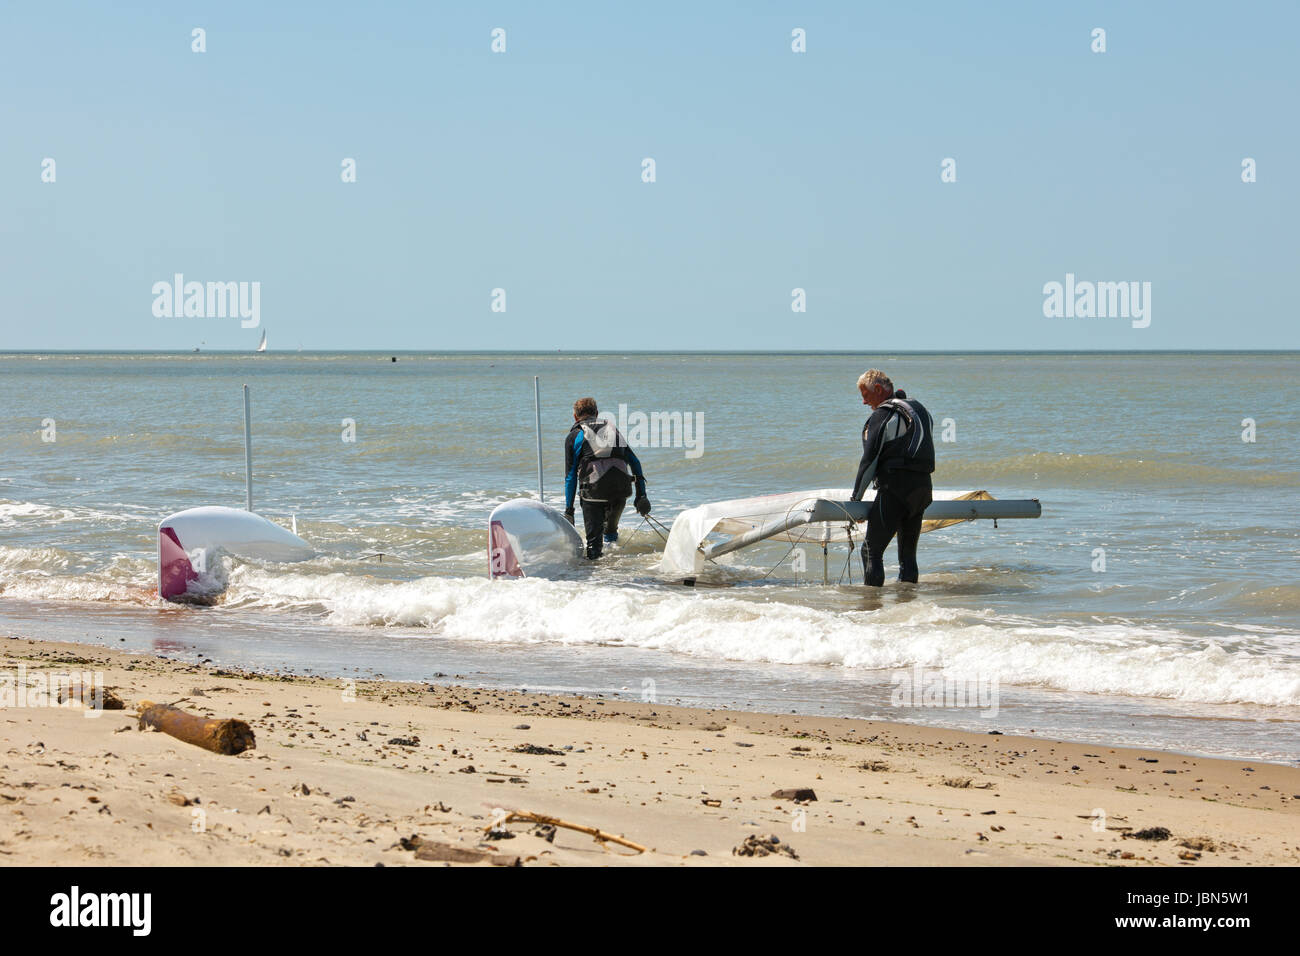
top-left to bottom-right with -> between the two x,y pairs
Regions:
391,356 -> 397,362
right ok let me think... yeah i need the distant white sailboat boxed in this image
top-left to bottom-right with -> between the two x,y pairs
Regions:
256,329 -> 267,352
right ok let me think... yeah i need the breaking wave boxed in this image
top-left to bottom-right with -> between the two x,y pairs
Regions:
214,568 -> 1300,708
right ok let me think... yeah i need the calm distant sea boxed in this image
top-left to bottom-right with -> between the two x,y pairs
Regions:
1,352 -> 1297,761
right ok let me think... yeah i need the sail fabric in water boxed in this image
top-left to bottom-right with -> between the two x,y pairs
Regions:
658,488 -> 993,576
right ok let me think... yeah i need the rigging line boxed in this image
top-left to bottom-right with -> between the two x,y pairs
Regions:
621,518 -> 646,549
644,515 -> 673,545
847,524 -> 858,585
756,496 -> 832,581
757,538 -> 801,581
837,524 -> 855,585
702,498 -> 811,574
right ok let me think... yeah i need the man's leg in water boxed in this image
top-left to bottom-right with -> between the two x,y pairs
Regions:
894,483 -> 932,583
860,492 -> 902,587
895,508 -> 924,582
579,499 -> 607,559
603,497 -> 627,545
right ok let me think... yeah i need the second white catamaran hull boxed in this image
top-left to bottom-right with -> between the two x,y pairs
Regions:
488,498 -> 585,579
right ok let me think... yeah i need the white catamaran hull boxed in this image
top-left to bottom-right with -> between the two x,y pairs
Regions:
159,506 -> 315,601
488,498 -> 585,579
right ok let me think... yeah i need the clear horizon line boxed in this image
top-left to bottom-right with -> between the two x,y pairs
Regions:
4,348 -> 1299,356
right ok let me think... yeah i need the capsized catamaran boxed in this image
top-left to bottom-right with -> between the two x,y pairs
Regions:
488,498 -> 585,579
488,376 -> 587,579
485,376 -> 1040,582
158,385 -> 314,602
659,488 -> 1041,579
487,488 -> 1041,581
159,505 -> 314,600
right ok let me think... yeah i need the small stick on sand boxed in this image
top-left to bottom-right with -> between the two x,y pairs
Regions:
137,700 -> 256,756
486,810 -> 646,853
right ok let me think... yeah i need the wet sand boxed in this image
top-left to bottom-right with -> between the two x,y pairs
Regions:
2,635 -> 1298,866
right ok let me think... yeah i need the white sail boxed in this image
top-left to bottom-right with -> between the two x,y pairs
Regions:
659,488 -> 1040,576
256,330 -> 267,352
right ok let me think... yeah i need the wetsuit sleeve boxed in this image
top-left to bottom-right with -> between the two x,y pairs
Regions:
851,409 -> 888,501
623,445 -> 647,499
564,431 -> 582,510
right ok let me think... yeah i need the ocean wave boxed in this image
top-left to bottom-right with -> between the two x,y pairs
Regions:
1224,585 -> 1300,613
221,569 -> 1300,708
0,572 -> 154,605
2,493 -> 1296,711
0,499 -> 153,528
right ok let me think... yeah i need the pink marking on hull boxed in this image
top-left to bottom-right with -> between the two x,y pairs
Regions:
488,520 -> 523,579
158,526 -> 198,600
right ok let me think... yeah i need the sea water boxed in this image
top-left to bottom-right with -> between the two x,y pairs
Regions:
1,351 -> 1296,762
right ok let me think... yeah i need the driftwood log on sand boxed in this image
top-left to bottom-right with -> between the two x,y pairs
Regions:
484,809 -> 646,853
136,700 -> 255,755
56,685 -> 126,710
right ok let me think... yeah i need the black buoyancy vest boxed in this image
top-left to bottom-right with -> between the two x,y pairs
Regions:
573,418 -> 634,500
877,397 -> 935,476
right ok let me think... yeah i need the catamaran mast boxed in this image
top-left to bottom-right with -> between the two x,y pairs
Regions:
242,384 -> 253,511
534,376 -> 544,503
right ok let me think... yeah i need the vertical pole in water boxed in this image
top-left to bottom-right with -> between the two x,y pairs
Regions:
821,525 -> 830,585
533,376 -> 544,503
242,384 -> 253,512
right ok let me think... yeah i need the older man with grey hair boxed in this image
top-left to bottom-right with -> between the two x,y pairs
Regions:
850,369 -> 936,586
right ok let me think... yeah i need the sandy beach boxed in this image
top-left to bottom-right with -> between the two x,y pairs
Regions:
2,634 -> 1297,867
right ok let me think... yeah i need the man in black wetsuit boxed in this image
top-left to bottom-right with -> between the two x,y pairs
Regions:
850,369 -> 935,586
563,397 -> 650,560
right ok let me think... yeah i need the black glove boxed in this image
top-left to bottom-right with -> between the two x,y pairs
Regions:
563,508 -> 575,525
634,496 -> 651,517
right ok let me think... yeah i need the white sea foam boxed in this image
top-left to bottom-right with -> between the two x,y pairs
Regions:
0,499 -> 149,528
224,568 -> 1300,708
0,501 -> 71,525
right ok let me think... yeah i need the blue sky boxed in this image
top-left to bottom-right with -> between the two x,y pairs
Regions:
2,1 -> 1296,350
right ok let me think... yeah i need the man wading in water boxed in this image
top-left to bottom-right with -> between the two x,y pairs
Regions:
850,370 -> 935,586
563,397 -> 650,559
